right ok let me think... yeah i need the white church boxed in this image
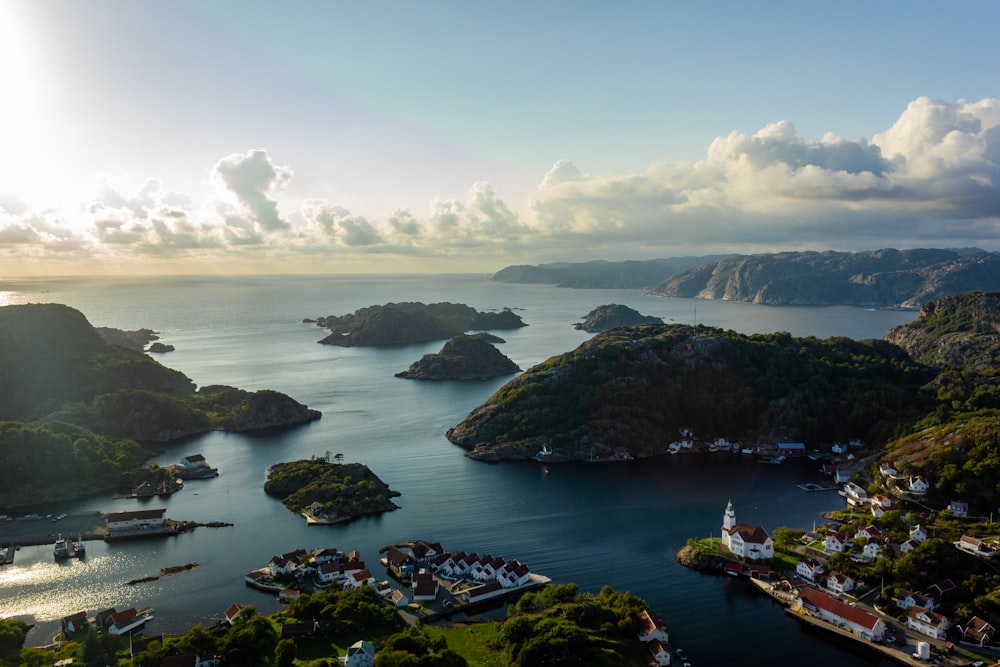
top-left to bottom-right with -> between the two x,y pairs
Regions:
721,500 -> 774,561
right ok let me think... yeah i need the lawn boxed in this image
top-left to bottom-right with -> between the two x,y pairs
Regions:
423,623 -> 507,667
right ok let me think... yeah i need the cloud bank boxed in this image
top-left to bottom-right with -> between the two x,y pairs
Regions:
2,97 -> 998,274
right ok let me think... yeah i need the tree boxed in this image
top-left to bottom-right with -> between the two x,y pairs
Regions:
275,638 -> 296,667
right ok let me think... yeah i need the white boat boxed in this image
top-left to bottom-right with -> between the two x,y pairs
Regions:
53,534 -> 70,560
533,446 -> 552,461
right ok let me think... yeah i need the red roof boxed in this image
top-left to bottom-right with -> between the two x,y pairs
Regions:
799,587 -> 880,630
106,508 -> 166,523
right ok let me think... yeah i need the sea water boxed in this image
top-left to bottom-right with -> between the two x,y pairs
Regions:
0,274 -> 912,664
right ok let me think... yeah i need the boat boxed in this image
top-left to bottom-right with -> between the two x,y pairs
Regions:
533,445 -> 552,461
73,535 -> 86,557
53,534 -> 70,560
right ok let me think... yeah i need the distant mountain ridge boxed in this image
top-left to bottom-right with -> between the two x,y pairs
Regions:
494,249 -> 1000,308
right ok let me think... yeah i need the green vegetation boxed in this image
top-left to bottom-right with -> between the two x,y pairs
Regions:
0,421 -> 145,506
449,324 -> 935,459
264,458 -> 401,520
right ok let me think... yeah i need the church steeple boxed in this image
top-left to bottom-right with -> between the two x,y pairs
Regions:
721,499 -> 736,547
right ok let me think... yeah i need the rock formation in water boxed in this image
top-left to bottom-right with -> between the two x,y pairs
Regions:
396,334 -> 521,380
573,304 -> 662,332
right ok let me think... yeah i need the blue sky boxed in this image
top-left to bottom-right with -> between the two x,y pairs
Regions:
0,1 -> 998,275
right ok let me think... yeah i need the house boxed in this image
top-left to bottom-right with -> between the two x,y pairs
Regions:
928,579 -> 957,599
105,508 -> 167,534
879,462 -> 898,478
107,608 -> 148,636
224,603 -> 244,625
268,555 -> 297,576
647,638 -> 672,666
909,476 -> 929,495
796,558 -> 825,582
956,535 -> 995,557
390,589 -> 410,607
870,494 -> 892,511
461,580 -> 504,604
340,640 -> 376,667
280,621 -> 317,640
909,524 -> 929,543
863,541 -> 885,561
344,569 -> 375,590
832,443 -> 848,455
897,591 -> 937,611
958,616 -> 996,646
797,587 -> 885,641
907,606 -> 949,640
383,546 -> 415,577
278,588 -> 300,601
498,561 -> 532,588
635,609 -> 668,644
899,539 -> 919,553
777,442 -> 806,457
411,570 -> 438,601
720,501 -> 774,560
842,481 -> 868,506
94,608 -> 117,628
178,454 -> 208,468
825,572 -> 855,595
949,500 -> 969,518
318,561 -> 343,583
854,525 -> 882,541
410,541 -> 445,563
61,612 -> 88,634
824,530 -> 850,553
311,547 -> 341,564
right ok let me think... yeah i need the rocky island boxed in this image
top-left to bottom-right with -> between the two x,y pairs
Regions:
264,459 -> 401,523
573,304 -> 662,332
395,333 -> 521,380
307,301 -> 526,346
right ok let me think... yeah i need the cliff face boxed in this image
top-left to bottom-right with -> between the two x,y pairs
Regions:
883,291 -> 1000,371
492,256 -> 732,288
395,334 -> 521,380
649,249 -> 1000,308
573,304 -> 662,332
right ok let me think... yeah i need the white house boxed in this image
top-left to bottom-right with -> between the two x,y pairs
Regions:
107,608 -> 148,636
268,555 -> 297,576
647,639 -> 671,666
897,591 -> 937,612
411,570 -> 438,601
854,525 -> 882,541
340,640 -> 375,667
318,561 -> 342,583
863,542 -> 885,561
826,572 -> 856,595
899,539 -> 919,554
721,500 -> 774,560
498,561 -> 532,588
796,558 -> 825,582
879,462 -> 898,478
958,616 -> 996,646
344,569 -> 375,590
61,612 -> 88,634
949,500 -> 969,518
909,476 -> 929,495
824,530 -> 850,553
956,535 -> 995,557
907,606 -> 949,640
224,603 -> 243,626
178,454 -> 208,468
390,589 -> 410,607
842,481 -> 868,504
798,588 -> 885,641
909,525 -> 929,543
636,609 -> 669,644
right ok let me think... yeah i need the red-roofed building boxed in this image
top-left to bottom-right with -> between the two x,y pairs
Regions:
647,638 -> 671,666
721,501 -> 773,560
958,616 -> 996,646
798,587 -> 886,641
224,603 -> 243,626
411,570 -> 438,601
105,509 -> 167,533
635,609 -> 668,644
907,606 -> 949,639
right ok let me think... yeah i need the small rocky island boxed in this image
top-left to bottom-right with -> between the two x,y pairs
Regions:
396,333 -> 521,380
264,459 -> 401,524
306,301 -> 526,347
573,304 -> 662,332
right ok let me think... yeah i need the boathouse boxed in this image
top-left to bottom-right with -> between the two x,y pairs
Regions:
105,508 -> 167,534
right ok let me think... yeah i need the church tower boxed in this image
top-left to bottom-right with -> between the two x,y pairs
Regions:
721,499 -> 736,548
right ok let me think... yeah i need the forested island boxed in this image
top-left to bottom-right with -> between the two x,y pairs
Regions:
0,303 -> 321,507
395,334 -> 521,380
493,248 -> 1000,308
264,458 -> 401,522
573,304 -> 662,332
307,301 -> 526,347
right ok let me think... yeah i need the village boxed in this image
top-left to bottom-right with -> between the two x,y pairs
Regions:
683,444 -> 1000,667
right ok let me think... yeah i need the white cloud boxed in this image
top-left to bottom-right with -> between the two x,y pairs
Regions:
212,149 -> 292,233
1,97 -> 998,272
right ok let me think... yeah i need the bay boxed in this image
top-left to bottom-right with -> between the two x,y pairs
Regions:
0,274 -> 915,664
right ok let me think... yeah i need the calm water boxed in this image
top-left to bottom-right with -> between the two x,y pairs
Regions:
0,274 -> 915,664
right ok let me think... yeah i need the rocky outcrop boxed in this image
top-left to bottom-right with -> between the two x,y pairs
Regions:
148,342 -> 175,353
649,249 -> 1000,308
396,334 -> 521,380
573,304 -> 662,332
884,291 -> 1000,371
312,302 -> 527,347
96,327 -> 161,351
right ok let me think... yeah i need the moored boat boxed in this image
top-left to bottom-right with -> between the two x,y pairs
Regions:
53,534 -> 70,560
73,535 -> 86,557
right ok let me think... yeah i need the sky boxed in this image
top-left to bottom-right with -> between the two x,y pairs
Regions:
0,1 -> 998,276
